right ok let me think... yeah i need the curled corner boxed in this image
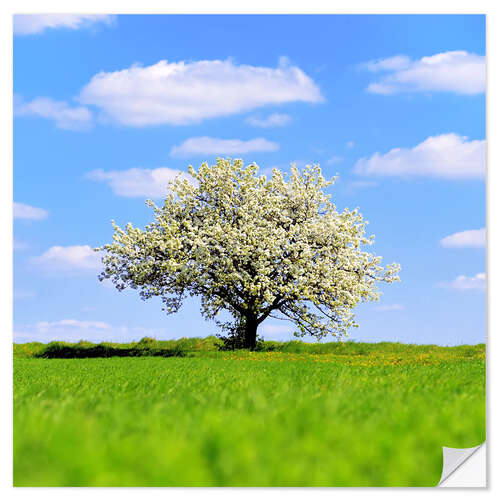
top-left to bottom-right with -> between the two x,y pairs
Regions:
437,443 -> 486,487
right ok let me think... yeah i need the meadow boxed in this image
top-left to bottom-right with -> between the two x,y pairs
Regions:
13,338 -> 485,487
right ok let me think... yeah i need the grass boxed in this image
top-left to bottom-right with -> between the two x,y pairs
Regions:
13,339 -> 485,486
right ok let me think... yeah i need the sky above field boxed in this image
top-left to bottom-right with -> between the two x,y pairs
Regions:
13,14 -> 486,345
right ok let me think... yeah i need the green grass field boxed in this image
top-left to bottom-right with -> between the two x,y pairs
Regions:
13,339 -> 485,487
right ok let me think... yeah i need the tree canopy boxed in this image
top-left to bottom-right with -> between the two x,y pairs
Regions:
98,158 -> 400,348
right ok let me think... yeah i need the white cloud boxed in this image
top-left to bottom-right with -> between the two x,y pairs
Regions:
14,319 -> 167,343
37,319 -> 111,332
348,180 -> 379,189
258,166 -> 280,177
354,134 -> 485,180
15,96 -> 92,130
362,55 -> 411,72
246,113 -> 292,128
259,323 -> 294,337
87,167 -> 193,198
14,239 -> 29,251
14,202 -> 48,220
15,318 -> 115,343
363,51 -> 485,95
170,137 -> 279,157
373,303 -> 405,311
440,228 -> 486,248
32,245 -> 102,273
14,290 -> 36,300
14,14 -> 115,35
438,273 -> 486,291
78,58 -> 323,126
326,156 -> 343,165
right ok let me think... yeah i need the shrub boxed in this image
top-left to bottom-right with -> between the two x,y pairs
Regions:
138,337 -> 157,345
36,340 -> 188,359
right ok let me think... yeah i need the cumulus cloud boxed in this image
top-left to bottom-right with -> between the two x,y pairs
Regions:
14,290 -> 36,300
37,319 -> 111,332
259,324 -> 294,337
326,156 -> 343,165
362,55 -> 411,72
347,180 -> 379,189
15,96 -> 92,130
362,51 -> 485,95
170,137 -> 279,157
440,228 -> 486,248
14,319 -> 167,343
87,167 -> 193,198
354,134 -> 485,180
246,113 -> 292,128
14,14 -> 115,35
438,273 -> 486,291
32,245 -> 102,273
14,202 -> 48,220
15,318 -> 114,343
373,303 -> 405,311
78,59 -> 323,126
14,239 -> 29,251
259,166 -> 282,177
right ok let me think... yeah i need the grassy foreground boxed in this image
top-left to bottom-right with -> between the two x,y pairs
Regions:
13,339 -> 485,487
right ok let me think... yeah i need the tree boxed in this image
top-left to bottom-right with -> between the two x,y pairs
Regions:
97,158 -> 400,349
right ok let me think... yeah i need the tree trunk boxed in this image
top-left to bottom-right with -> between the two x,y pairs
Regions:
243,317 -> 258,350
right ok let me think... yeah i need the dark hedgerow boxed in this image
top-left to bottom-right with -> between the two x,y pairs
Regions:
35,340 -> 188,359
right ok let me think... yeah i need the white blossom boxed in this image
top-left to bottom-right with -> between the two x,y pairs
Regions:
97,159 -> 400,344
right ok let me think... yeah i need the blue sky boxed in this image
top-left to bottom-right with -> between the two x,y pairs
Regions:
13,14 -> 486,345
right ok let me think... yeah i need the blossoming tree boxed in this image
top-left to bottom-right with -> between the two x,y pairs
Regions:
98,158 -> 400,349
